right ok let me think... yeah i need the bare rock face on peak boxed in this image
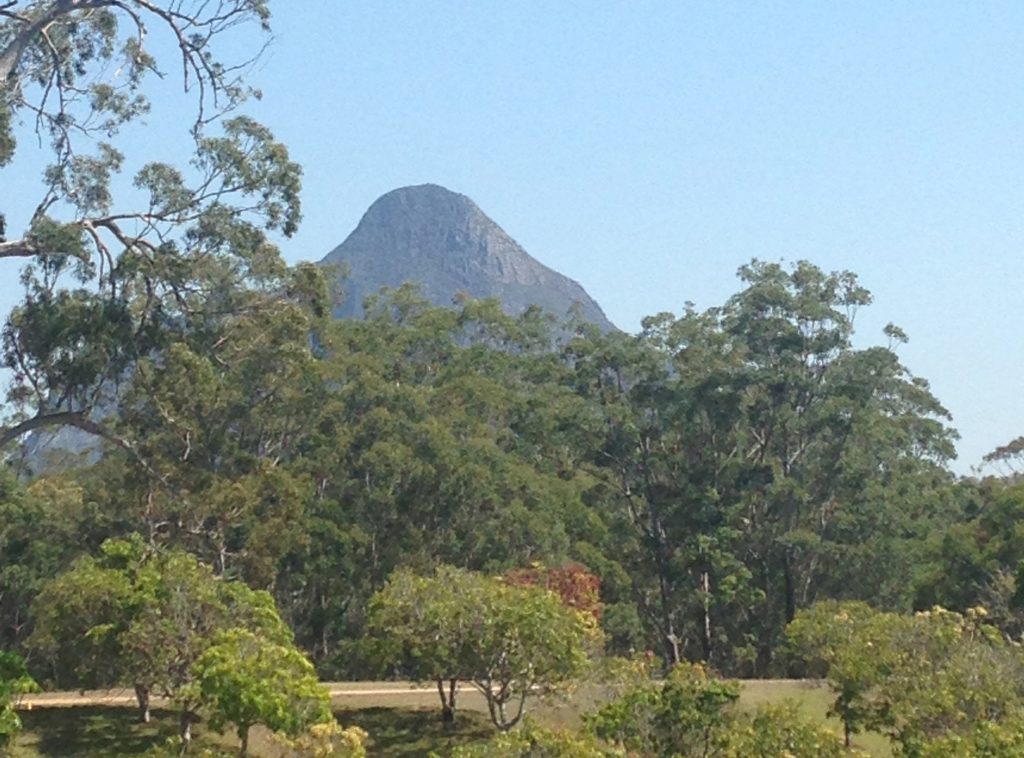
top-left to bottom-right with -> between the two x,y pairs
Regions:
320,184 -> 616,331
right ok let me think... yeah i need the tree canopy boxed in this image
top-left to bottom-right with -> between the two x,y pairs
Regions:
368,565 -> 597,730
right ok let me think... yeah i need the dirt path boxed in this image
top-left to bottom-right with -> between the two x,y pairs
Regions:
20,682 -> 445,709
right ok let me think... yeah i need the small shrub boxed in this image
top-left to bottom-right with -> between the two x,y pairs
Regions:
442,721 -> 622,757
723,702 -> 861,758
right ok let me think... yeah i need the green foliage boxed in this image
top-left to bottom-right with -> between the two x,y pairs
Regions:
0,1 -> 305,488
366,566 -> 488,688
790,601 -> 1024,756
0,252 -> 989,755
585,663 -> 854,758
283,296 -> 603,671
585,663 -> 740,757
25,217 -> 88,261
189,628 -> 331,754
29,537 -> 297,747
915,479 -> 1024,638
917,718 -> 1024,758
27,546 -> 137,690
0,469 -> 106,651
873,606 -> 1024,754
368,566 -> 597,730
0,7 -> 988,736
118,549 -> 293,709
722,702 -> 854,758
787,600 -> 892,743
0,651 -> 37,748
444,721 -> 623,758
567,259 -> 956,673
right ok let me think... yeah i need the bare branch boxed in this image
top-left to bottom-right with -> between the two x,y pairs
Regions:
0,407 -> 174,488
0,409 -> 104,448
0,238 -> 39,257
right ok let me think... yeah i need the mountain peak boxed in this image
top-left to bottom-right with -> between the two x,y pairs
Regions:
361,184 -> 480,222
320,186 -> 615,330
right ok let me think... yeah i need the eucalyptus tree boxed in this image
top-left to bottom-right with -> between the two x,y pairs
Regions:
0,1 -> 301,467
100,261 -> 331,583
568,261 -> 957,672
718,261 -> 955,665
0,1 -> 270,145
565,305 -> 763,668
983,435 -> 1024,476
277,291 -> 609,669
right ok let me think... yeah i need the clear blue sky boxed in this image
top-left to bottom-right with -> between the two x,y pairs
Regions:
8,2 -> 1024,473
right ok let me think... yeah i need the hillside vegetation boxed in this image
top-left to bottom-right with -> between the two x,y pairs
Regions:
2,2 -> 1024,755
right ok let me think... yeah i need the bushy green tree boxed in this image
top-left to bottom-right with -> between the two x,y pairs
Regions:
0,469 -> 105,650
917,718 -> 1024,758
569,260 -> 956,672
30,537 -> 294,749
0,651 -> 37,750
915,479 -> 1024,638
585,663 -> 740,757
789,601 -> 1024,756
787,600 -> 895,745
586,662 -> 851,758
722,702 -> 853,758
445,722 -> 623,758
28,534 -> 151,714
368,565 -> 597,730
189,628 -> 332,755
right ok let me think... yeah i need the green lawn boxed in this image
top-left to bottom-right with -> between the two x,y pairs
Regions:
334,707 -> 492,758
11,680 -> 894,757
737,680 -> 892,757
10,707 -> 243,757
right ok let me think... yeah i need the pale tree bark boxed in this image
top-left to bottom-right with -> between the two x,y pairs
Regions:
0,1 -> 81,84
133,683 -> 150,723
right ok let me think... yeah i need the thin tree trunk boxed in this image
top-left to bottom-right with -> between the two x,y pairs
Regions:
134,683 -> 150,723
507,689 -> 529,730
436,677 -> 455,723
782,550 -> 796,624
652,520 -> 679,664
700,569 -> 713,664
239,726 -> 249,756
178,709 -> 193,755
482,680 -> 500,729
216,538 -> 228,576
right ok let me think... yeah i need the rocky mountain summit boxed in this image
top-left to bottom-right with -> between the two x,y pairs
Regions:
320,184 -> 616,331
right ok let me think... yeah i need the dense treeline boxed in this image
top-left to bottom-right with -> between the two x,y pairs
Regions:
1,259 -> 1009,682
3,1 -> 1024,753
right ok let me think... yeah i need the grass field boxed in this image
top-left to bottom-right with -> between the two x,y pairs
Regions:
11,706 -> 243,757
11,680 -> 893,757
